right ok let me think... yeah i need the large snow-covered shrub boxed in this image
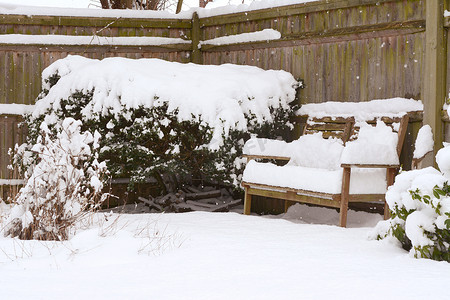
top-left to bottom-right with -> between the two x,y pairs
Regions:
6,118 -> 108,240
372,145 -> 450,262
21,55 -> 298,191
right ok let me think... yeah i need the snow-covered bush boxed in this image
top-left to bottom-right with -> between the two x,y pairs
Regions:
372,145 -> 450,262
6,118 -> 108,241
20,56 -> 298,192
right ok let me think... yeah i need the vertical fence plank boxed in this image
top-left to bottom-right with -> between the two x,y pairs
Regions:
424,0 -> 446,161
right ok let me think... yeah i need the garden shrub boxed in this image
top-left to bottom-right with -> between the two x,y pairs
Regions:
372,146 -> 450,262
16,56 -> 299,193
6,118 -> 108,240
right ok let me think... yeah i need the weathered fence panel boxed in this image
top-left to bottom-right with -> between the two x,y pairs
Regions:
0,15 -> 193,106
200,0 -> 426,104
0,13 -> 193,197
0,114 -> 26,200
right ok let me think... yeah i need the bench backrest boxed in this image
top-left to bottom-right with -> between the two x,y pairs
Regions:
301,114 -> 410,156
302,116 -> 354,143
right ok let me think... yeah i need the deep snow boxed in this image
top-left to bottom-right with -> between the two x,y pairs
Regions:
1,204 -> 449,300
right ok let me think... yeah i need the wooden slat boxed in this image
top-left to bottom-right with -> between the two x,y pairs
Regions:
341,163 -> 399,168
348,194 -> 385,202
0,44 -> 192,53
245,186 -> 341,209
299,116 -> 355,123
305,122 -> 349,131
242,181 -> 339,201
314,131 -> 345,139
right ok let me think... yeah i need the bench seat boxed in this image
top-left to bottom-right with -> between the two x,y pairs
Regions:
241,112 -> 413,227
242,160 -> 388,195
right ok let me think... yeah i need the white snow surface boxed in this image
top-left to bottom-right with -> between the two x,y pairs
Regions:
1,208 -> 449,300
297,98 -> 423,121
200,29 -> 281,46
0,34 -> 189,46
0,103 -> 35,115
34,55 -> 297,149
413,125 -> 434,159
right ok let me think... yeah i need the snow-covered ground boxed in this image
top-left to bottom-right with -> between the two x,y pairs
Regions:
1,203 -> 449,300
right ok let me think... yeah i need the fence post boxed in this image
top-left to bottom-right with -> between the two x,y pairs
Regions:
191,12 -> 202,64
423,0 -> 447,164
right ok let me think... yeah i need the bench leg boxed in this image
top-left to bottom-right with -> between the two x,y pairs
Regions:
284,200 -> 291,213
384,168 -> 396,220
243,188 -> 252,215
340,167 -> 351,227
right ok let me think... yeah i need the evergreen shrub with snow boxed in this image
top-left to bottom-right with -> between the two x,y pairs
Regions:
7,118 -> 108,240
18,55 -> 299,193
373,145 -> 450,262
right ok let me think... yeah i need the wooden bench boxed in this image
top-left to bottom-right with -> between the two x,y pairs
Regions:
241,113 -> 411,227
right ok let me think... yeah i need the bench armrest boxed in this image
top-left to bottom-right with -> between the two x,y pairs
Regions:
341,163 -> 400,169
242,154 -> 290,161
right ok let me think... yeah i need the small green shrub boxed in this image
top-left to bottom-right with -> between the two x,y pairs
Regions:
373,166 -> 450,262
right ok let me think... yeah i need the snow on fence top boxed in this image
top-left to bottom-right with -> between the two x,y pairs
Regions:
199,0 -> 317,17
0,34 -> 189,46
34,55 -> 298,148
200,29 -> 281,46
0,2 -> 192,19
0,103 -> 35,115
0,0 -> 318,19
297,98 -> 423,121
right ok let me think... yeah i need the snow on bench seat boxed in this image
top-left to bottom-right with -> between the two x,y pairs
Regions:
243,160 -> 387,195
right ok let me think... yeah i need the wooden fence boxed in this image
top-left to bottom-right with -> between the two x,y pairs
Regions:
200,0 -> 426,104
1,0 -> 449,212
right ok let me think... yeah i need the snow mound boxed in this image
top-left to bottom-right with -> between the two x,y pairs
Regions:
34,55 -> 298,148
413,125 -> 433,159
341,121 -> 399,165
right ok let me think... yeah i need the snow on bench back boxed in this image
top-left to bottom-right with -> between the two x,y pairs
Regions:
244,98 -> 422,167
340,120 -> 400,165
297,98 -> 423,121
